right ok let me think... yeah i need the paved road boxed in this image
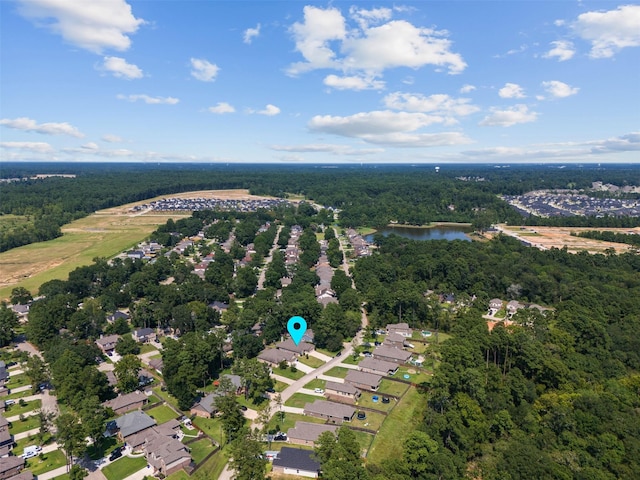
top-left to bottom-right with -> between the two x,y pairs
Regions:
257,225 -> 283,290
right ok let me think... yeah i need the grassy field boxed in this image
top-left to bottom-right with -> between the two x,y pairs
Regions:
4,398 -> 41,417
324,366 -> 350,379
0,214 -> 31,233
102,456 -> 148,480
284,393 -> 320,409
6,373 -> 30,389
192,416 -> 226,445
348,428 -> 376,454
187,437 -> 217,463
146,404 -> 179,424
0,205 -> 190,300
350,410 -> 386,431
25,449 -> 67,476
377,379 -> 410,397
272,366 -> 305,381
8,413 -> 40,434
296,355 -> 325,369
356,392 -> 394,413
266,412 -> 325,433
303,378 -> 326,390
367,387 -> 425,466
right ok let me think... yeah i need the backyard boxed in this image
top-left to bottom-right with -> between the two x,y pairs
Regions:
102,456 -> 148,480
146,404 -> 178,424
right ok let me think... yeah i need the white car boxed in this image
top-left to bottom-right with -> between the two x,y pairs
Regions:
314,388 -> 324,394
22,446 -> 42,459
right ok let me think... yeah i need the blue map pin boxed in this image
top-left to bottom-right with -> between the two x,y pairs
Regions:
287,316 -> 307,346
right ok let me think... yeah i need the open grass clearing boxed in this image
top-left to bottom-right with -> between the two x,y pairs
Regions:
6,373 -> 30,389
272,366 -> 305,381
25,449 -> 67,476
347,428 -> 375,454
356,393 -> 394,413
303,378 -> 326,390
266,412 -> 325,434
185,446 -> 229,480
146,404 -> 178,424
192,416 -> 226,445
4,398 -> 41,417
324,366 -> 350,379
377,379 -> 410,397
367,387 -> 424,466
8,413 -> 40,434
284,393 -> 319,409
395,366 -> 431,384
152,386 -> 184,413
350,410 -> 385,431
102,455 -> 148,480
138,343 -> 159,355
273,380 -> 289,392
165,470 -> 191,480
340,354 -> 361,365
296,355 -> 325,369
187,437 -> 216,463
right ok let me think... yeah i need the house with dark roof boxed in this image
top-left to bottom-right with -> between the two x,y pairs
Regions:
0,415 -> 13,457
190,392 -> 222,418
276,338 -> 315,356
358,358 -> 398,376
115,410 -> 156,443
257,348 -> 296,367
383,332 -> 409,349
324,381 -> 360,404
345,370 -> 382,391
303,400 -> 355,424
272,446 -> 321,478
0,363 -> 7,386
133,328 -> 155,343
103,391 -> 148,415
144,429 -> 192,476
95,334 -> 121,356
373,346 -> 412,365
107,310 -> 130,323
287,422 -> 338,447
0,456 -> 24,480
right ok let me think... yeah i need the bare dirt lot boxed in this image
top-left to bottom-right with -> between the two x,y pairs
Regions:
488,225 -> 640,254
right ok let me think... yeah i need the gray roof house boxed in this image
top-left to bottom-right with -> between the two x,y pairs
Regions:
115,410 -> 157,441
345,370 -> 382,391
304,400 -> 355,424
257,348 -> 296,367
103,391 -> 148,415
373,346 -> 413,364
95,334 -> 121,355
144,430 -> 192,477
287,422 -> 339,447
276,338 -> 315,355
272,447 -> 321,478
358,358 -> 399,376
190,392 -> 222,418
386,322 -> 413,337
324,381 -> 360,404
148,358 -> 164,374
383,332 -> 409,348
0,363 -> 7,385
0,456 -> 24,480
133,328 -> 155,343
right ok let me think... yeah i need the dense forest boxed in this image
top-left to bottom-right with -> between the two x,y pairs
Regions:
1,162 -> 639,252
353,234 -> 640,479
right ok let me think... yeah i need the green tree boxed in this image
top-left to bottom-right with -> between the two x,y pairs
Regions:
114,354 -> 141,393
234,266 -> 258,298
115,335 -> 141,356
68,465 -> 88,480
25,354 -> 48,394
315,427 -> 369,480
0,304 -> 19,347
10,286 -> 32,305
56,412 -> 85,471
216,394 -> 246,444
229,433 -> 267,480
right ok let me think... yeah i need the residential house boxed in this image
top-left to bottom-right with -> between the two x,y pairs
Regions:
126,419 -> 181,453
301,329 -> 315,344
287,422 -> 338,447
324,381 -> 360,404
144,429 -> 192,476
208,301 -> 229,313
358,358 -> 399,376
488,298 -> 503,314
507,300 -> 522,316
345,371 -> 382,391
373,346 -> 412,365
0,363 -> 7,386
276,338 -> 315,356
148,358 -> 163,375
303,400 -> 355,424
257,349 -> 296,368
316,290 -> 338,307
0,401 -> 4,413
115,411 -> 157,444
383,332 -> 409,349
133,328 -> 156,343
95,334 -> 121,356
127,250 -> 145,260
105,371 -> 117,387
0,415 -> 13,457
103,391 -> 148,415
214,374 -> 243,396
0,456 -> 24,479
190,392 -> 222,419
386,322 -> 413,338
272,447 -> 321,478
6,472 -> 33,480
10,304 -> 29,321
106,310 -> 130,323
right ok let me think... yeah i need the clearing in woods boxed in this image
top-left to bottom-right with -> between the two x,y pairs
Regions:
0,189 -> 274,300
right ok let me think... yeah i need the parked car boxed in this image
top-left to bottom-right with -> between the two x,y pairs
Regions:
335,351 -> 342,357
314,388 -> 324,394
363,351 -> 372,357
21,446 -> 42,459
109,448 -> 123,461
273,433 -> 287,441
5,399 -> 15,406
265,387 -> 275,393
240,405 -> 248,411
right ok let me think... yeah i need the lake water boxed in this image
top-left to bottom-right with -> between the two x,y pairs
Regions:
365,225 -> 472,242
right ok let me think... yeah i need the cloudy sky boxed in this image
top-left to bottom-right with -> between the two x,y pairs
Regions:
1,1 -> 639,164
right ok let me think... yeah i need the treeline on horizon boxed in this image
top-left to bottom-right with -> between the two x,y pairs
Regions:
1,162 -> 639,253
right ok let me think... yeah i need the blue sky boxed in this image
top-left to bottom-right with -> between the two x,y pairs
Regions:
1,0 -> 639,164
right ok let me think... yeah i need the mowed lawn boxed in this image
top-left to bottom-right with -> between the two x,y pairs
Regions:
367,387 -> 425,465
146,404 -> 178,424
102,456 -> 148,480
0,207 -> 189,300
284,393 -> 320,409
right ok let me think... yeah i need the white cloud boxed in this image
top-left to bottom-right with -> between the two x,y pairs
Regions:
287,6 -> 466,76
16,0 -> 144,53
116,94 -> 179,104
100,56 -> 143,79
383,92 -> 479,122
572,5 -> 640,58
541,80 -> 579,98
270,143 -> 384,155
323,74 -> 385,91
460,84 -> 476,94
499,83 -> 526,99
208,102 -> 236,114
81,142 -> 99,150
0,117 -> 84,137
190,58 -> 219,82
479,104 -> 538,127
308,110 -> 471,147
257,104 -> 281,116
349,6 -> 392,29
0,141 -> 54,153
543,40 -> 575,61
243,24 -> 260,44
102,134 -> 123,143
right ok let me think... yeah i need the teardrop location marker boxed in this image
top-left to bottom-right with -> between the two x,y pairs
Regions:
287,316 -> 307,346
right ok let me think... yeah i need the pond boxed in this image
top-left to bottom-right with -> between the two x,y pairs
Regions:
365,224 -> 472,242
